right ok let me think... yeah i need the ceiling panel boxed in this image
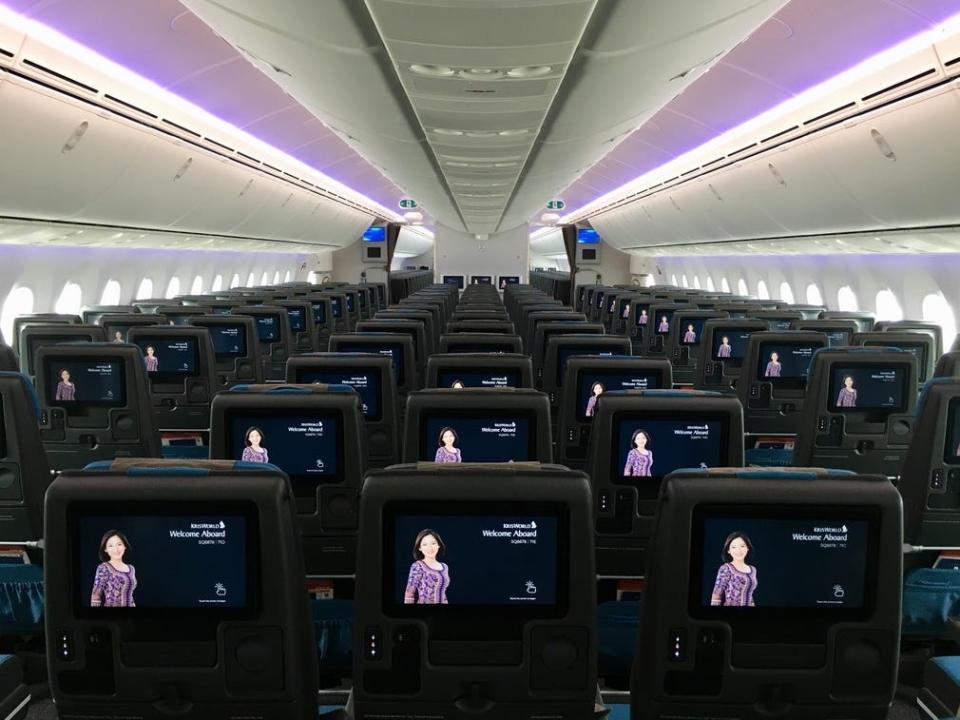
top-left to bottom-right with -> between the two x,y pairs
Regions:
555,0 -> 960,222
3,0 -> 415,221
364,0 -> 596,233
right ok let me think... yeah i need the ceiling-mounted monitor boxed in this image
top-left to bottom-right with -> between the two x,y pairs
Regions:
363,226 -> 386,242
362,226 -> 387,263
577,228 -> 601,245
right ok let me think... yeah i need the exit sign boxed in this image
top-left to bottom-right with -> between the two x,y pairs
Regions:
546,199 -> 565,210
399,198 -> 418,209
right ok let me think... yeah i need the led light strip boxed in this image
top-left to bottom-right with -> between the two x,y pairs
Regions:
0,3 -> 405,223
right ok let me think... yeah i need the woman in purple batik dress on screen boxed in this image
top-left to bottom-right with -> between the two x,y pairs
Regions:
585,382 -> 604,417
711,532 -> 756,607
638,310 -> 648,325
623,429 -> 653,477
143,345 -> 159,373
434,427 -> 462,463
836,375 -> 858,407
241,427 -> 269,463
55,368 -> 76,401
764,352 -> 782,378
683,324 -> 697,343
717,337 -> 732,358
657,317 -> 670,333
405,529 -> 449,604
90,530 -> 137,608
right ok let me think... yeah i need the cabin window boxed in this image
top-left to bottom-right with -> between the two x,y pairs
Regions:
307,271 -> 319,284
720,278 -> 731,293
756,280 -> 770,300
706,276 -> 715,292
779,282 -> 795,304
165,277 -> 181,299
874,289 -> 903,322
837,286 -> 858,311
284,270 -> 292,283
230,274 -> 241,289
806,283 -> 824,306
681,275 -> 690,288
643,275 -> 654,288
923,293 -> 957,351
693,276 -> 701,290
737,279 -> 749,297
212,275 -> 223,292
100,279 -> 122,305
246,272 -> 256,287
670,274 -> 678,287
54,282 -> 83,316
136,278 -> 154,300
273,271 -> 281,284
260,272 -> 270,285
1,286 -> 34,344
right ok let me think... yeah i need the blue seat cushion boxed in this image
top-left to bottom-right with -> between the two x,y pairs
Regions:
597,600 -> 641,682
0,564 -> 43,635
312,599 -> 353,678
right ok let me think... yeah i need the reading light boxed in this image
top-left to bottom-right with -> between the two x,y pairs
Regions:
506,65 -> 553,78
460,68 -> 503,79
410,64 -> 455,77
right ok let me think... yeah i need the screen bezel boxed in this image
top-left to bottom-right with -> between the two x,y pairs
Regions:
609,409 -> 732,498
633,303 -> 651,327
827,362 -> 911,416
70,500 -> 261,620
418,408 -> 539,464
756,340 -> 823,390
135,336 -> 201,380
223,408 -> 346,492
688,502 -> 880,623
44,356 -> 128,408
252,314 -> 282,343
285,307 -> 307,333
382,499 -> 569,620
711,325 -> 758,363
208,324 -> 249,360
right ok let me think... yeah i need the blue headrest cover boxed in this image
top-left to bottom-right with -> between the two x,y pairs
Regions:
675,467 -> 857,479
227,384 -> 354,394
82,460 -> 283,475
604,388 -> 724,398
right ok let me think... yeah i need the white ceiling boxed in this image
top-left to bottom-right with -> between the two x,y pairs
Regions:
178,0 -> 789,234
364,0 -> 595,234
